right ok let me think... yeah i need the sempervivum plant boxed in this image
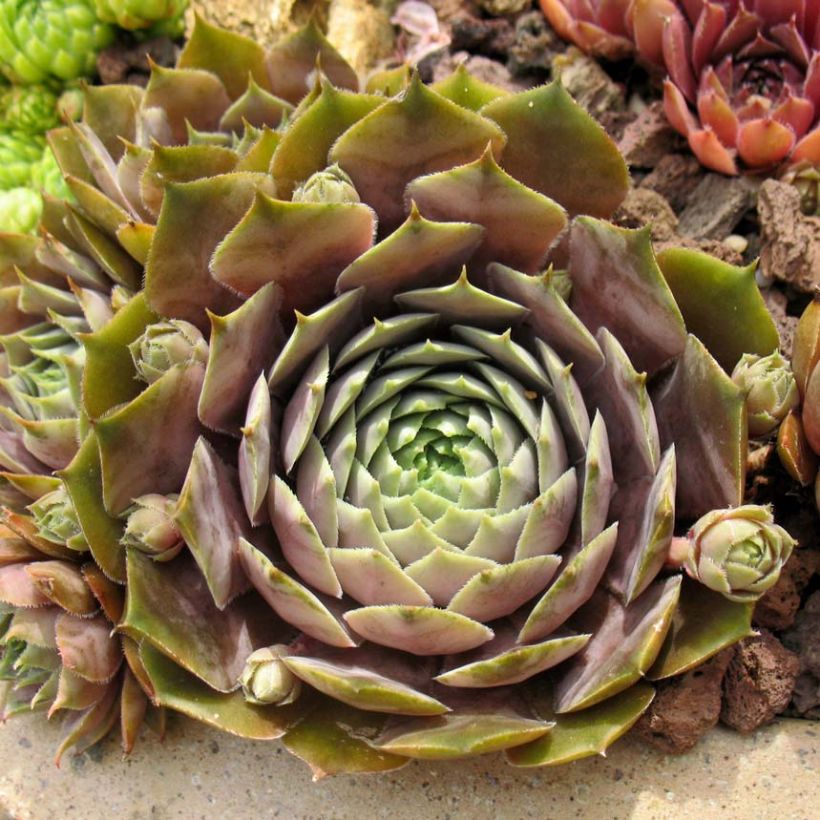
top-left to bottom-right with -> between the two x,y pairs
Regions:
0,17 -> 794,773
540,1 -> 820,175
778,299 -> 820,511
94,0 -> 188,33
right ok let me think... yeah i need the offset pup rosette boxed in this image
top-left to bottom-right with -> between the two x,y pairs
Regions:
0,18 -> 790,773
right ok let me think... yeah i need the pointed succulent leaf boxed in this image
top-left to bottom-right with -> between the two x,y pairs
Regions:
25,561 -> 96,616
507,682 -> 655,767
657,248 -> 779,372
220,79 -> 292,132
482,82 -> 628,218
199,283 -> 283,436
175,438 -> 252,609
431,65 -> 509,111
265,18 -> 359,104
65,176 -> 131,239
83,85 -> 143,162
652,335 -> 746,519
96,363 -> 205,515
54,683 -> 119,767
282,696 -> 408,779
145,174 -> 275,328
239,375 -> 272,525
331,75 -> 506,230
81,292 -> 158,420
55,612 -> 121,683
141,642 -> 298,739
554,577 -> 682,713
122,549 -> 282,692
336,208 -> 484,315
50,668 -> 109,716
568,219 -> 687,375
211,192 -> 376,315
178,15 -> 271,99
649,577 -> 754,680
407,147 -> 567,275
237,538 -> 356,648
59,432 -> 126,583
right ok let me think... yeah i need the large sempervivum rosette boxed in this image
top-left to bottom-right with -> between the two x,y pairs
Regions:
540,1 -> 820,176
0,17 -> 790,773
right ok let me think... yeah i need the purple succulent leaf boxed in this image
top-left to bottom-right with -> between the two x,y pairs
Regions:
271,80 -> 384,200
116,143 -> 153,223
64,176 -> 131,240
0,428 -> 50,475
403,549 -> 494,605
518,522 -> 618,644
482,82 -> 629,218
54,681 -> 119,767
140,641 -> 299,738
316,352 -> 379,436
239,374 -> 272,525
583,328 -> 660,483
568,218 -> 687,376
82,85 -> 143,162
407,146 -> 567,276
145,174 -> 275,329
0,563 -> 51,607
514,468 -> 578,559
211,194 -> 377,316
81,292 -> 158,420
219,78 -> 293,131
280,643 -> 449,716
47,127 -> 94,189
0,411 -> 78,471
3,607 -> 58,648
607,447 -> 676,604
396,270 -> 527,331
343,605 -> 494,655
140,145 -> 239,218
0,534 -> 42,564
143,65 -> 232,144
55,612 -> 122,683
579,411 -> 614,546
296,437 -> 338,547
436,623 -> 590,688
25,561 -> 97,615
199,283 -> 284,437
2,509 -> 77,560
651,334 -> 746,519
328,548 -> 433,606
35,234 -> 107,291
265,18 -> 359,105
80,563 -> 124,623
64,209 -> 141,290
648,577 -> 754,681
50,668 -> 109,715
96,362 -> 205,516
553,576 -> 682,713
237,537 -> 357,648
268,475 -> 341,597
14,273 -> 81,318
178,16 -> 271,100
121,666 -> 149,754
268,289 -> 364,398
122,549 -> 283,692
174,437 -> 253,610
336,208 -> 484,316
487,264 -> 605,387
507,681 -> 654,767
59,431 -> 126,583
330,75 -> 506,231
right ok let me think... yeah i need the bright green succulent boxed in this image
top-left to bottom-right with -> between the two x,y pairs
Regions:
0,0 -> 114,85
0,132 -> 45,190
0,84 -> 61,133
0,18 -> 789,772
0,187 -> 41,233
94,0 -> 187,32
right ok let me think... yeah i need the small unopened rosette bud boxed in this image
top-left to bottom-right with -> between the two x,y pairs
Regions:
292,164 -> 360,204
673,505 -> 795,603
29,486 -> 86,550
128,320 -> 208,384
732,352 -> 799,437
239,646 -> 301,706
121,494 -> 183,561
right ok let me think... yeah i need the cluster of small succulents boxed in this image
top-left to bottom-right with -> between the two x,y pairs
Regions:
540,0 -> 820,179
0,17 -> 801,775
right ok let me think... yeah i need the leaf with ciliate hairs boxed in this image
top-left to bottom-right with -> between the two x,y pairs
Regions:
482,82 -> 629,218
652,335 -> 746,519
331,74 -> 506,230
431,65 -> 509,111
140,642 -> 299,739
122,550 -> 284,693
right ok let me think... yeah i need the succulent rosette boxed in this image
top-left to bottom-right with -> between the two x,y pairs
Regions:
732,351 -> 799,436
540,1 -> 820,175
94,0 -> 187,32
0,18 -> 790,773
0,0 -> 114,86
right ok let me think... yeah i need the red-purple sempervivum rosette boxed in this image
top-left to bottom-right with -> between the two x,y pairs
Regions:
0,17 -> 789,774
540,1 -> 820,175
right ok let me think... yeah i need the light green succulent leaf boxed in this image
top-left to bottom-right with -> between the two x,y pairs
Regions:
431,64 -> 509,111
